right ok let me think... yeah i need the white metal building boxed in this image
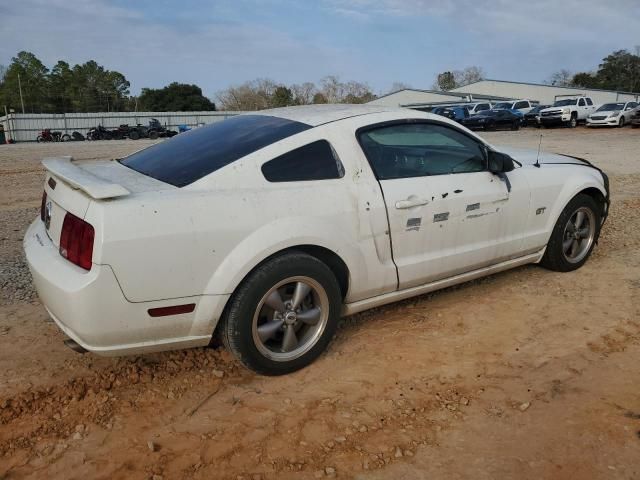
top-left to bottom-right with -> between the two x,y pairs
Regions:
452,79 -> 640,105
369,80 -> 640,110
368,88 -> 510,107
0,111 -> 241,143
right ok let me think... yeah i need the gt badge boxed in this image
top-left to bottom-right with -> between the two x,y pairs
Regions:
536,207 -> 546,215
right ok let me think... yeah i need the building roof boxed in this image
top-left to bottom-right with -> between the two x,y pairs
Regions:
453,78 -> 640,96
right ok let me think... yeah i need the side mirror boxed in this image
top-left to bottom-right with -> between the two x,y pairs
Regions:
488,151 -> 515,173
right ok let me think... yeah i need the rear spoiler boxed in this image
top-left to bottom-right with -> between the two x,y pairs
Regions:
42,156 -> 130,199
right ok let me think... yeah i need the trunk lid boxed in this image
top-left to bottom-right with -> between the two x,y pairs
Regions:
41,156 -> 174,248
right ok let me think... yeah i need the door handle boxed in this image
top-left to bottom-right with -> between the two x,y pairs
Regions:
395,198 -> 429,209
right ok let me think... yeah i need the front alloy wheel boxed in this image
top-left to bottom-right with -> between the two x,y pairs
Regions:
561,207 -> 596,264
541,193 -> 601,272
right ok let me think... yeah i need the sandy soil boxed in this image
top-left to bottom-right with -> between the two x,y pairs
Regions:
0,128 -> 639,480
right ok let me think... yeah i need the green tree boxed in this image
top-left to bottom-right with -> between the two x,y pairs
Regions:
436,71 -> 456,91
572,49 -> 640,92
312,92 -> 328,104
270,86 -> 294,107
138,83 -> 215,111
0,51 -> 49,112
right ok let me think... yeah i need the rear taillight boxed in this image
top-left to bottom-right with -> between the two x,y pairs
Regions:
40,191 -> 47,221
59,212 -> 95,271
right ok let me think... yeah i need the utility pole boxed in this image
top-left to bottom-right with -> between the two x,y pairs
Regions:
17,73 -> 25,114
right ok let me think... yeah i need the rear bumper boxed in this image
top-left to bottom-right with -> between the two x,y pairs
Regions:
24,219 -> 228,356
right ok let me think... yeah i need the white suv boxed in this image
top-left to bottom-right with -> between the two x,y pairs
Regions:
540,96 -> 596,128
492,99 -> 536,115
586,101 -> 638,127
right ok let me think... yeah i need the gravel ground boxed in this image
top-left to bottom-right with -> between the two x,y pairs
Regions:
0,129 -> 639,480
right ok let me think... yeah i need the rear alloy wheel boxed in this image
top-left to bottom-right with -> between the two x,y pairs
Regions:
541,194 -> 601,272
219,252 -> 341,375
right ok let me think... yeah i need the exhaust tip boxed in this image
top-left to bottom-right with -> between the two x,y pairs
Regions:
64,338 -> 88,354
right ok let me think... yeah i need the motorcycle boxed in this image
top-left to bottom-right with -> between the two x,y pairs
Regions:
36,129 -> 70,143
87,125 -> 112,141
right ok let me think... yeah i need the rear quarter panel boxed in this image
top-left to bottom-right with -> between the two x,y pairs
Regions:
87,123 -> 399,304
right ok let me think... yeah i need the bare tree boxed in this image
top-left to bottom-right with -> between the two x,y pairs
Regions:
291,82 -> 317,105
547,69 -> 574,86
454,66 -> 484,87
385,82 -> 412,95
432,66 -> 485,91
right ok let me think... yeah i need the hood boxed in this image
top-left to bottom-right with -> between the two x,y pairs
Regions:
495,146 -> 592,167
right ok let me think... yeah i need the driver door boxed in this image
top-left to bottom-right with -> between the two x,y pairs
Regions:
358,121 -> 528,289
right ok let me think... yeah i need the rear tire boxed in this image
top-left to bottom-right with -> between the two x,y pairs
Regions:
129,130 -> 140,140
540,194 -> 601,272
148,130 -> 159,140
219,252 -> 342,375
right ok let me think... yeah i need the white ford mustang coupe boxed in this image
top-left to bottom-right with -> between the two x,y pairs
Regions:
25,105 -> 609,375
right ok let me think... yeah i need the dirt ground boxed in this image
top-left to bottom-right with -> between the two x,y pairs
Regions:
0,127 -> 639,480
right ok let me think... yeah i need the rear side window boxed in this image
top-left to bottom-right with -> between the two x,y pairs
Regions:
262,140 -> 344,182
578,98 -> 585,106
120,115 -> 311,187
586,98 -> 593,106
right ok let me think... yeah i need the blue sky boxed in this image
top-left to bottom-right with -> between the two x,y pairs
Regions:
2,0 -> 639,99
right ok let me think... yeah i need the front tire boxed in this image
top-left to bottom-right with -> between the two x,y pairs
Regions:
219,252 -> 342,375
618,116 -> 625,127
540,194 -> 601,272
568,114 -> 577,128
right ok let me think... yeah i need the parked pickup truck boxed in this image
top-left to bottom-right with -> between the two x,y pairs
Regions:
540,96 -> 596,128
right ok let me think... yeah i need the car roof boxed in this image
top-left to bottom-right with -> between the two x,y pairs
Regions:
250,104 -> 408,127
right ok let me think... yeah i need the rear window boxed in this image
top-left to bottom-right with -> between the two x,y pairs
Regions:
120,115 -> 311,187
261,140 -> 345,182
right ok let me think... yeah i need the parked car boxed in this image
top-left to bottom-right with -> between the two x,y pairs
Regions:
492,99 -> 536,116
523,105 -> 551,127
461,102 -> 492,115
25,105 -> 609,375
460,109 -> 521,130
586,101 -> 638,127
631,107 -> 640,128
539,96 -> 596,128
432,106 -> 469,122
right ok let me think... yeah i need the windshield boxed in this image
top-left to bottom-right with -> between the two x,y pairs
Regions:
553,99 -> 578,107
121,115 -> 311,187
493,102 -> 513,110
596,103 -> 625,112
